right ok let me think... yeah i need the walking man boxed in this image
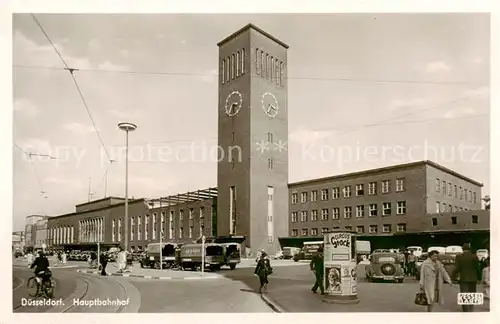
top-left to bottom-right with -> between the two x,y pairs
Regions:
407,252 -> 417,277
100,251 -> 108,276
310,246 -> 325,294
452,243 -> 481,312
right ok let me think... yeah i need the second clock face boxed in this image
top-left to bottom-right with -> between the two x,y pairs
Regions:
225,90 -> 243,116
261,92 -> 279,118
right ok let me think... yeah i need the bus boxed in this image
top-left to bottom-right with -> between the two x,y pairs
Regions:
303,241 -> 324,260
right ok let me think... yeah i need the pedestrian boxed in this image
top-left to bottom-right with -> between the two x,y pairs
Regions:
310,246 -> 325,294
407,251 -> 417,277
62,251 -> 67,264
26,251 -> 34,268
481,257 -> 490,300
100,251 -> 108,276
452,243 -> 482,312
254,251 -> 272,293
419,250 -> 452,312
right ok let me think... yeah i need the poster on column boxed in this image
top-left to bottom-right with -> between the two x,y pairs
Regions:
325,266 -> 342,294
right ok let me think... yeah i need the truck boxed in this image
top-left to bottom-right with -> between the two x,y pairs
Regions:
220,242 -> 241,270
180,243 -> 225,271
140,243 -> 178,269
356,240 -> 371,262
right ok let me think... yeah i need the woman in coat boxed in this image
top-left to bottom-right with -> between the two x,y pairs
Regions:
254,251 -> 272,293
419,250 -> 452,312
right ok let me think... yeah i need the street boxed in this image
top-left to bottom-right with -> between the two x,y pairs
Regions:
13,260 -> 490,313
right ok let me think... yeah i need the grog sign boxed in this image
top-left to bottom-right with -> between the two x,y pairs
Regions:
329,233 -> 351,248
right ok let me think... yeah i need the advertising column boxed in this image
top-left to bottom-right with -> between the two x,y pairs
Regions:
323,230 -> 359,304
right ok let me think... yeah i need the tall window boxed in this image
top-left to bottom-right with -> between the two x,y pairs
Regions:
153,213 -> 157,240
118,218 -> 122,242
169,210 -> 174,239
321,189 -> 329,200
131,217 -> 135,240
332,187 -> 340,199
241,48 -> 245,75
280,62 -> 284,85
381,180 -> 390,193
436,178 -> 440,192
236,51 -> 240,76
138,216 -> 142,240
292,193 -> 298,204
343,186 -> 352,198
112,219 -> 116,242
256,48 -> 260,75
229,186 -> 236,234
221,58 -> 225,84
301,211 -> 308,222
368,182 -> 377,195
344,206 -> 352,219
267,186 -> 274,243
396,178 -> 405,192
301,192 -> 308,203
226,57 -> 230,82
231,54 -> 235,79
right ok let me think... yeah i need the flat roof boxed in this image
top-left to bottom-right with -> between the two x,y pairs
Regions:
217,23 -> 289,49
145,187 -> 218,209
288,160 -> 483,188
49,198 -> 145,220
75,196 -> 125,207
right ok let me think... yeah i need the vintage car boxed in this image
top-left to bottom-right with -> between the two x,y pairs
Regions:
365,252 -> 405,283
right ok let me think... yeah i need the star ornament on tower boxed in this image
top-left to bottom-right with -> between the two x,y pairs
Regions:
256,140 -> 270,153
273,140 -> 288,153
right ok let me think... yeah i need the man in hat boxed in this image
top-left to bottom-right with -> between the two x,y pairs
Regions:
452,243 -> 482,312
310,246 -> 325,294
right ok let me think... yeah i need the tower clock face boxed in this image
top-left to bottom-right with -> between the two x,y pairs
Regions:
261,92 -> 279,118
225,90 -> 243,116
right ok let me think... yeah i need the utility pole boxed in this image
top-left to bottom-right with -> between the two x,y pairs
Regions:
88,177 -> 94,202
104,159 -> 115,198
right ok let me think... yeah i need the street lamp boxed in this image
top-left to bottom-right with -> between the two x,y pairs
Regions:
118,122 -> 137,253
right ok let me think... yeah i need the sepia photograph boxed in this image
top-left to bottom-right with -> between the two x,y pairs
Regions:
11,11 -> 490,314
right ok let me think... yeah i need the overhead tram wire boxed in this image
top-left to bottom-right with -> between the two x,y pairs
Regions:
13,142 -> 49,199
122,113 -> 488,150
12,64 -> 484,86
93,159 -> 116,198
30,14 -> 112,163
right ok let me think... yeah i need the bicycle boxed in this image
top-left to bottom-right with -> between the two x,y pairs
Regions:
27,271 -> 55,299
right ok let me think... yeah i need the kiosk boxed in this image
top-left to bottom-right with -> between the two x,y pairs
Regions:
323,230 -> 359,304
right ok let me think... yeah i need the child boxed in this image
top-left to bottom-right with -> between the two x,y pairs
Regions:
482,257 -> 490,300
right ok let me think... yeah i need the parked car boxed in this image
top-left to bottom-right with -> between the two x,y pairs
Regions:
415,253 -> 456,281
476,249 -> 489,261
282,247 -> 300,260
272,250 -> 284,260
407,246 -> 423,258
365,252 -> 405,283
293,249 -> 305,262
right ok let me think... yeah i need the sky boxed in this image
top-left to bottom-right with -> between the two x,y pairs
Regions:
12,13 -> 490,231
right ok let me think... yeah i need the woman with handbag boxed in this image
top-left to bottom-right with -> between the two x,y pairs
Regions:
418,250 -> 452,312
254,251 -> 273,294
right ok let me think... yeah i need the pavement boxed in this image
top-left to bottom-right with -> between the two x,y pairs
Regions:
222,262 -> 491,313
12,265 -> 140,313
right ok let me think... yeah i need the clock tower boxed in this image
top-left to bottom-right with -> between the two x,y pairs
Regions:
217,24 -> 289,254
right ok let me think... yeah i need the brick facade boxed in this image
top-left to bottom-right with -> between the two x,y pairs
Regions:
288,161 -> 484,238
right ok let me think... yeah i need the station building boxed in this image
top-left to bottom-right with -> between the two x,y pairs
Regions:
27,25 -> 489,254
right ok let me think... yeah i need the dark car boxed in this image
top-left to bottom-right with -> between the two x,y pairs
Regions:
365,252 -> 405,283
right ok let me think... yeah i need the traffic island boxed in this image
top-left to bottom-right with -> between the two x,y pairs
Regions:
76,265 -> 223,280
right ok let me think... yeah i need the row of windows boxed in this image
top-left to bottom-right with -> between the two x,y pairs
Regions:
435,178 -> 477,203
255,48 -> 285,86
291,179 -> 406,204
432,214 -> 479,226
436,202 -> 471,213
291,223 -> 407,237
47,226 -> 74,245
78,218 -> 104,243
221,48 -> 246,84
291,201 -> 407,222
